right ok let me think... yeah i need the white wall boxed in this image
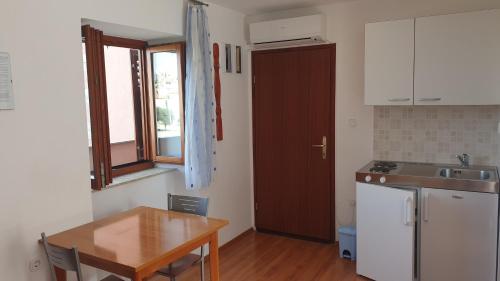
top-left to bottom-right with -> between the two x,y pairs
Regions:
246,0 -> 500,235
0,0 -> 182,280
81,0 -> 183,38
92,2 -> 253,248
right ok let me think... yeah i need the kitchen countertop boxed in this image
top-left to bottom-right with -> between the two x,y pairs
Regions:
356,161 -> 500,194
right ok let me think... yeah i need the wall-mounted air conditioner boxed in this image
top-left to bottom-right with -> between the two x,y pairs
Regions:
249,15 -> 326,49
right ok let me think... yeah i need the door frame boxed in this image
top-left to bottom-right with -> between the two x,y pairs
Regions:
251,44 -> 336,242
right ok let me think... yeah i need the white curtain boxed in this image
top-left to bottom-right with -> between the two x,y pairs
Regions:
184,4 -> 216,189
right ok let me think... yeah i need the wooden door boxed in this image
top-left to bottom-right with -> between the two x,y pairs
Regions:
252,45 -> 335,242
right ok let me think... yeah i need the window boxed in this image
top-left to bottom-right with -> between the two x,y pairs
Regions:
82,26 -> 185,190
147,44 -> 185,164
104,45 -> 146,167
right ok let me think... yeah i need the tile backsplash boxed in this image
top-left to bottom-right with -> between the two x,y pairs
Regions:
373,106 -> 500,167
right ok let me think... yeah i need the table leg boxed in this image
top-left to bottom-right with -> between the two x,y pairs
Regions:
132,272 -> 144,281
55,266 -> 66,281
209,232 -> 220,281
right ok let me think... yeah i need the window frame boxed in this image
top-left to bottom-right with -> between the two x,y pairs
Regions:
83,26 -> 186,190
101,35 -> 156,177
83,26 -> 155,190
146,43 -> 186,165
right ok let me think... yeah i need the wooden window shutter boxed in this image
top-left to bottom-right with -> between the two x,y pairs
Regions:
82,25 -> 113,189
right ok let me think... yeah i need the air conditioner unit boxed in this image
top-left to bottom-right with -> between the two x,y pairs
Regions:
249,15 -> 326,49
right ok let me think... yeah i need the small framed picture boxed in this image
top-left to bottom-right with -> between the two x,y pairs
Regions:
236,46 -> 242,74
225,44 -> 232,73
0,52 -> 15,110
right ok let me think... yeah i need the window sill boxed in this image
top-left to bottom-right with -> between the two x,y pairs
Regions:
93,167 -> 175,192
156,163 -> 184,169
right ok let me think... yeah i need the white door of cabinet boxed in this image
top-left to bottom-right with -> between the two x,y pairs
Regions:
356,183 -> 416,281
415,9 -> 500,105
365,19 -> 414,105
420,188 -> 498,281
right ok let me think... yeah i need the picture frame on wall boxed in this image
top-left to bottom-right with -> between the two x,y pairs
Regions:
236,46 -> 241,74
225,44 -> 232,73
0,52 -> 15,110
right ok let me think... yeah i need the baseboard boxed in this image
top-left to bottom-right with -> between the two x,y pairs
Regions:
220,227 -> 254,250
256,228 -> 333,244
203,227 -> 254,261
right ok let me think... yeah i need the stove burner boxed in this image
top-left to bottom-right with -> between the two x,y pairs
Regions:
369,161 -> 398,173
370,167 -> 391,173
374,161 -> 397,168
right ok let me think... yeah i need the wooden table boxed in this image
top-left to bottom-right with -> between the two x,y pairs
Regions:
47,206 -> 229,281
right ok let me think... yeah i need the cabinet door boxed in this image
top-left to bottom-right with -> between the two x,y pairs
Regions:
356,183 -> 416,281
421,188 -> 498,281
415,9 -> 500,105
365,19 -> 414,105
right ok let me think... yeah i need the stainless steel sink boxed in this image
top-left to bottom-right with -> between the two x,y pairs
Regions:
357,160 -> 500,193
438,168 -> 491,180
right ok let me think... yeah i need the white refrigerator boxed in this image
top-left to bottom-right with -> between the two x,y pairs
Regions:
420,188 -> 498,281
357,182 -> 499,281
356,182 -> 417,281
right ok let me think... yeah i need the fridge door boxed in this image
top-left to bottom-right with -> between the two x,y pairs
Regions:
420,188 -> 498,281
357,182 -> 416,281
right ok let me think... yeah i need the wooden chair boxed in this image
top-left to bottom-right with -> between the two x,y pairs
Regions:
41,232 -> 123,281
156,193 -> 209,281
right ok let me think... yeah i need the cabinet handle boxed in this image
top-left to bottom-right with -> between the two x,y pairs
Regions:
423,192 -> 429,222
452,194 -> 463,199
417,98 -> 441,102
388,98 -> 411,102
404,196 -> 413,226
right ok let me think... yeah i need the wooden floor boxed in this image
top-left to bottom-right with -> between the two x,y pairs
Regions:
150,230 -> 369,281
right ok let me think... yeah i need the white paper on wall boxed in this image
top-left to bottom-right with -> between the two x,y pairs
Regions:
0,52 -> 14,110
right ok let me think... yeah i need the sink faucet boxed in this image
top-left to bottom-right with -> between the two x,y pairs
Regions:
456,153 -> 470,168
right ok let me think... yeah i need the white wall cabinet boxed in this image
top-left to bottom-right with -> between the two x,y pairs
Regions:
356,183 -> 416,281
415,10 -> 500,105
365,9 -> 500,105
364,19 -> 414,105
420,188 -> 498,281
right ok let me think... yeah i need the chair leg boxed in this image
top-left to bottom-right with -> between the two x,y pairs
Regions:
168,263 -> 175,281
200,259 -> 205,281
201,246 -> 205,281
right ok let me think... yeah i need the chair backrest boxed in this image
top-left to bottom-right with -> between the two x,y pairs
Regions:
41,232 -> 83,281
168,193 -> 209,216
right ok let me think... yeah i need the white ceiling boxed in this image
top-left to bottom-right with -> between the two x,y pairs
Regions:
208,0 -> 352,15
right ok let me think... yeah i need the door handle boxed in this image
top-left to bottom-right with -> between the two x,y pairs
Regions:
423,192 -> 429,222
312,136 -> 327,160
404,196 -> 413,226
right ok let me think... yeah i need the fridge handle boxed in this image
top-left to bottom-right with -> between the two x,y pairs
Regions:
404,196 -> 413,226
423,192 -> 429,222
